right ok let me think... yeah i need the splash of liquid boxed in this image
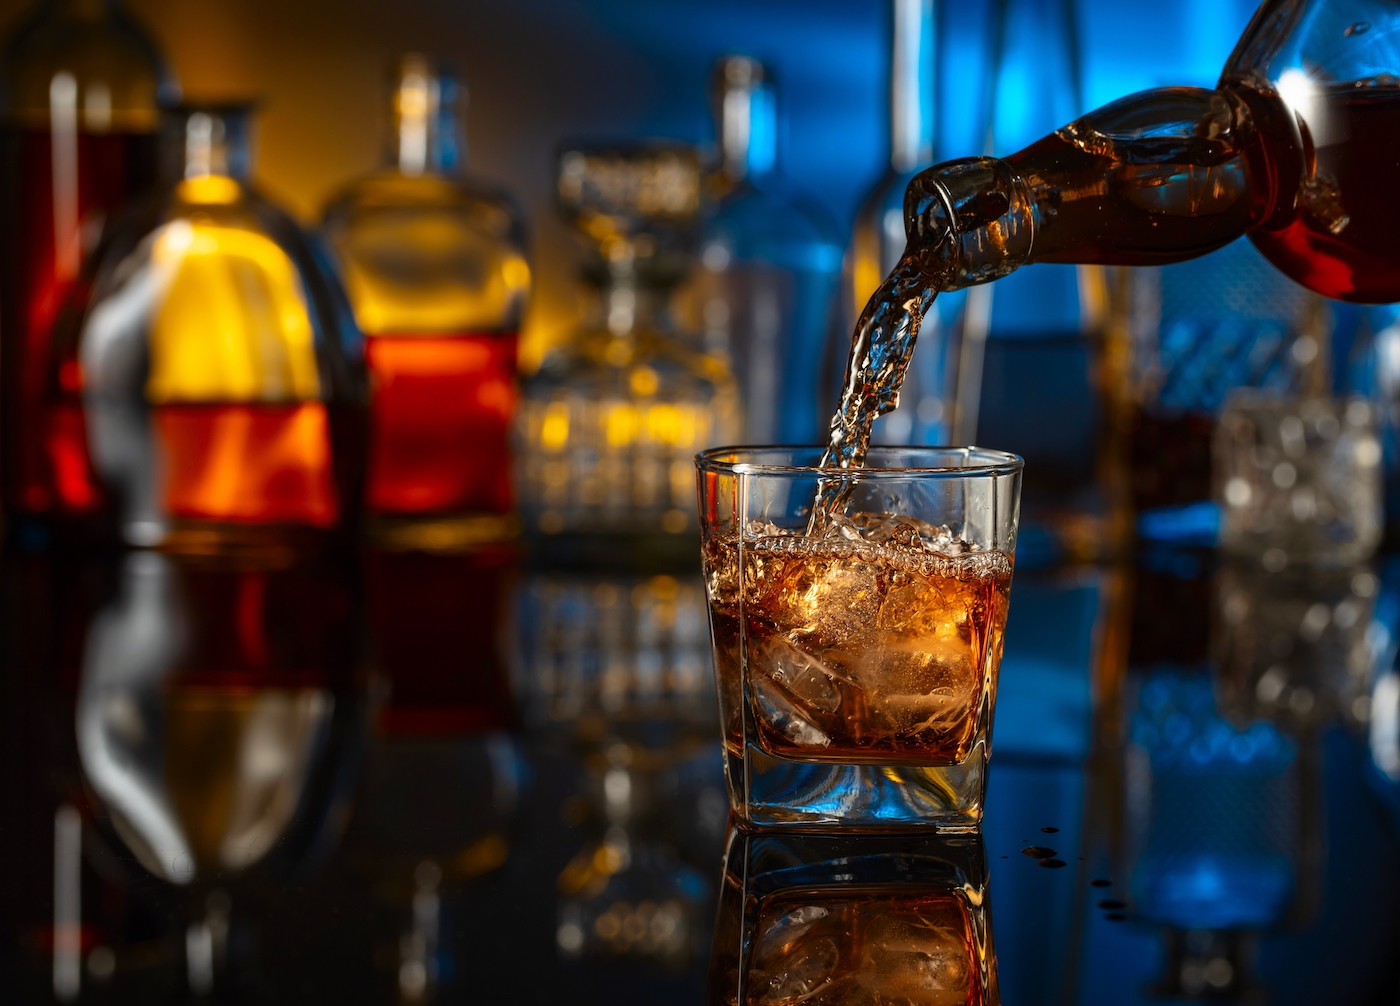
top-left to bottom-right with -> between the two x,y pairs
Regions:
810,253 -> 941,528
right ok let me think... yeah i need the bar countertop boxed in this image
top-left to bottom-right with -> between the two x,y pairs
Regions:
3,541 -> 1399,1004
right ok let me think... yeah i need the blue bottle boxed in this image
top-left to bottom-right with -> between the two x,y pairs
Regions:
693,55 -> 842,445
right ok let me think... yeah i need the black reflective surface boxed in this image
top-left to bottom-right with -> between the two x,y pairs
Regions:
4,543 -> 1400,1004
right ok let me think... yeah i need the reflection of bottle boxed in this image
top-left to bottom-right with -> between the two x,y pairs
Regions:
323,55 -> 528,549
366,547 -> 516,735
709,830 -> 999,1005
51,104 -> 366,555
0,0 -> 177,521
683,55 -> 841,445
76,551 -> 361,885
1107,560 -> 1328,1001
517,144 -> 736,550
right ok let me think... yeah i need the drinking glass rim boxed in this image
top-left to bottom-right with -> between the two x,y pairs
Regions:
694,445 -> 1025,478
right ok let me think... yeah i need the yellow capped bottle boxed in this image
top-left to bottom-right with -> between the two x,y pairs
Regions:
50,104 -> 367,556
518,143 -> 737,559
322,55 -> 528,551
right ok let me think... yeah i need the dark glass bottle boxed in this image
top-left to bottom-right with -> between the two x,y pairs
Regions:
49,105 -> 367,558
322,55 -> 528,550
895,0 -> 1400,304
0,0 -> 176,525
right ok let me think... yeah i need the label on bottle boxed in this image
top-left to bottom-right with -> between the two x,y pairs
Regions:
366,332 -> 517,515
154,402 -> 337,526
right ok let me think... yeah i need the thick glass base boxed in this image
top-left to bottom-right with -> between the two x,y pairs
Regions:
725,740 -> 987,832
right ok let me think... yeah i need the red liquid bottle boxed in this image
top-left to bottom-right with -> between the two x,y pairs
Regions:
0,0 -> 176,525
322,55 -> 529,551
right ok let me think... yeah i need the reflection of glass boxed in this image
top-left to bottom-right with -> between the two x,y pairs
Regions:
322,55 -> 528,549
678,55 -> 841,445
517,144 -> 736,548
709,830 -> 999,1005
76,551 -> 360,884
1215,560 -> 1378,730
697,446 -> 1021,830
0,0 -> 177,520
50,104 -> 365,554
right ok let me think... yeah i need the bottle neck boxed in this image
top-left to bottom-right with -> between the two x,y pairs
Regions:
391,59 -> 463,176
180,109 -> 251,181
715,56 -> 776,181
889,0 -> 934,173
903,84 -> 1283,290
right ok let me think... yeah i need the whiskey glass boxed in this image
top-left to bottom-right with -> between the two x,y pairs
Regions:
697,446 -> 1021,830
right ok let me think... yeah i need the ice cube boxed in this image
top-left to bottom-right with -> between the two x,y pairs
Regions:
754,905 -> 830,961
753,672 -> 831,748
749,933 -> 838,1005
861,910 -> 971,1006
876,685 -> 973,738
763,639 -> 843,714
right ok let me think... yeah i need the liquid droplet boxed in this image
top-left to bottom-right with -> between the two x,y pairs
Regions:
1090,879 -> 1112,888
1096,899 -> 1126,910
1021,846 -> 1056,859
1105,913 -> 1127,922
1038,858 -> 1068,869
1346,21 -> 1370,36
1041,826 -> 1059,833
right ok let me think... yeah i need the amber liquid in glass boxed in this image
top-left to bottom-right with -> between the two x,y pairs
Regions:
706,519 -> 1010,767
739,887 -> 983,1006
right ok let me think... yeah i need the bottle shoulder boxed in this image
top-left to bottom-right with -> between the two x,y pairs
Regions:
0,4 -> 170,124
704,179 -> 843,272
319,171 -> 529,335
322,170 -> 525,240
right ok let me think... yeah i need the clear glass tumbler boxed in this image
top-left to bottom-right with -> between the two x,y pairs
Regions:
696,446 -> 1022,830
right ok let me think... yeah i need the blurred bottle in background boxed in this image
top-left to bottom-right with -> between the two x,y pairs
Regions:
844,0 -> 938,446
323,54 -> 528,552
842,0 -> 998,447
48,103 -> 367,558
0,0 -> 177,533
1128,243 -> 1327,548
967,0 -> 1124,563
676,55 -> 841,445
517,143 -> 736,560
